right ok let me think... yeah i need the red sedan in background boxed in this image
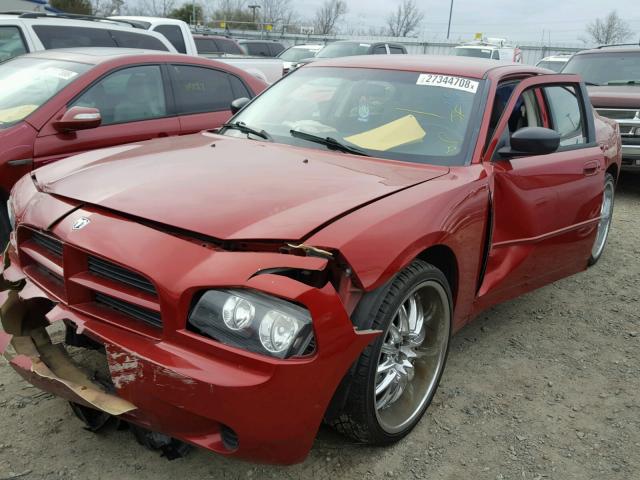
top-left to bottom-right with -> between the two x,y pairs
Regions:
0,48 -> 267,247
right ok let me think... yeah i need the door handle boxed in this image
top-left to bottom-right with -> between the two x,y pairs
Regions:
583,161 -> 599,176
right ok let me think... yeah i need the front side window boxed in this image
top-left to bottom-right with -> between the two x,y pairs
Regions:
373,45 -> 387,55
72,65 -> 166,125
226,67 -> 484,166
171,65 -> 234,114
217,38 -> 243,55
153,25 -> 186,53
109,30 -> 168,51
0,57 -> 90,129
562,51 -> 640,85
0,26 -> 27,62
389,46 -> 405,54
242,43 -> 270,57
544,85 -> 586,146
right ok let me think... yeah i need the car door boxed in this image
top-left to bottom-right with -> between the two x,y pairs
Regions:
168,64 -> 251,134
33,64 -> 180,168
477,75 -> 605,307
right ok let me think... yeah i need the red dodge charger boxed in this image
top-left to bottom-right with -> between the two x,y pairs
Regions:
1,55 -> 621,464
0,47 -> 267,247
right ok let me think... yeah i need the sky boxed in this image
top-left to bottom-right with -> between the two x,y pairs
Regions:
296,0 -> 640,45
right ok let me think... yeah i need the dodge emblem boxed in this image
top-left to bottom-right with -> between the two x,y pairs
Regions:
72,217 -> 90,230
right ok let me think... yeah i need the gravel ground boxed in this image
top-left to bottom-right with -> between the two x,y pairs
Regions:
1,174 -> 639,480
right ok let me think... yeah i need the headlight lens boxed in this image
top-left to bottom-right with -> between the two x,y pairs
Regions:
188,289 -> 314,359
6,198 -> 15,230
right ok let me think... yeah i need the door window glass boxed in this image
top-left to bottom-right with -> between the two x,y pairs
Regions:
109,30 -> 168,51
0,26 -> 27,62
34,25 -> 114,49
389,46 -> 405,54
171,65 -> 234,113
154,25 -> 186,53
243,42 -> 270,56
72,65 -> 167,125
373,45 -> 387,54
544,85 -> 586,146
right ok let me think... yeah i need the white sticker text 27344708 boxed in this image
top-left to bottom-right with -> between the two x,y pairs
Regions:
416,74 -> 479,94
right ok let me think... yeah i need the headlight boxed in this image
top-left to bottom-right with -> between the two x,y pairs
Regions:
188,289 -> 315,359
6,198 -> 15,230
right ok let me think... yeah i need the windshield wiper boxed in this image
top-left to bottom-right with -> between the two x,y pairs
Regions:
290,129 -> 369,156
221,121 -> 272,141
605,80 -> 640,86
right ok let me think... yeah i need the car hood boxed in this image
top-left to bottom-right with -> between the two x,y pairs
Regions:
587,85 -> 640,109
34,132 -> 448,241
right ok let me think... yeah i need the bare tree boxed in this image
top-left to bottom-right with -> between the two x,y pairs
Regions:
586,10 -> 632,45
91,0 -> 124,15
260,0 -> 291,26
313,0 -> 347,35
386,0 -> 424,37
136,0 -> 177,16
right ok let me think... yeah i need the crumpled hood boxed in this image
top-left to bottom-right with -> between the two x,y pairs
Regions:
587,85 -> 640,109
35,132 -> 448,241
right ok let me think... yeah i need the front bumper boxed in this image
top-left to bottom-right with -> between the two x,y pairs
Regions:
621,145 -> 640,171
0,197 -> 377,464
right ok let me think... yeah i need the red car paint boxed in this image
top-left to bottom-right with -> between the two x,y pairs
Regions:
0,56 -> 621,464
0,48 -> 267,201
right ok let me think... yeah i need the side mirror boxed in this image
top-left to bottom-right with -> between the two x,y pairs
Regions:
53,107 -> 102,133
499,127 -> 561,158
230,97 -> 250,115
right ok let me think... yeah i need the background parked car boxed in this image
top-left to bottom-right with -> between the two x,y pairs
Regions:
192,33 -> 244,56
562,45 -> 640,171
278,44 -> 323,74
454,38 -> 522,62
0,48 -> 267,247
0,12 -> 175,61
295,40 -> 407,68
535,54 -> 572,72
237,39 -> 285,57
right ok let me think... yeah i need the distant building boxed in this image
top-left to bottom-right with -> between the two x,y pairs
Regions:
1,0 -> 58,13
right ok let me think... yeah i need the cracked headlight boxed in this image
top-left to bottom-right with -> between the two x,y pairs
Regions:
6,198 -> 15,230
188,289 -> 314,359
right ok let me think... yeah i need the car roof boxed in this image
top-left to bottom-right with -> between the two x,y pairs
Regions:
0,14 -> 151,31
192,34 -> 235,40
574,45 -> 640,55
538,55 -> 571,62
21,47 -> 177,64
290,44 -> 323,49
308,55 -> 545,79
238,39 -> 282,43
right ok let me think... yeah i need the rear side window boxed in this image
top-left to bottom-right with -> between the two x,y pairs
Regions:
373,45 -> 387,54
544,85 -> 586,147
34,25 -> 114,48
72,65 -> 167,125
389,46 -> 405,54
268,43 -> 285,56
33,26 -> 167,51
243,42 -> 270,57
109,30 -> 168,51
170,65 -> 234,113
0,26 -> 28,62
154,25 -> 186,53
195,38 -> 216,53
217,38 -> 243,55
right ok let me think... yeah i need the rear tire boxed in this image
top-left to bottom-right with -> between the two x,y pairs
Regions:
330,260 -> 452,444
588,173 -> 615,266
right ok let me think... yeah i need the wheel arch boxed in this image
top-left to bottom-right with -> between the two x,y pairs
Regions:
605,163 -> 619,184
416,244 -> 458,306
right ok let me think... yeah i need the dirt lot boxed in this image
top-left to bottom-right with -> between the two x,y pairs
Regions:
1,175 -> 639,480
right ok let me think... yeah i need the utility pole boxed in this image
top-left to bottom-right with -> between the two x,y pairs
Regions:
446,0 -> 454,40
248,5 -> 261,23
192,1 -> 196,26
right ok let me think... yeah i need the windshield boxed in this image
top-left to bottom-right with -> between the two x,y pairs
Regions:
0,58 -> 91,129
536,60 -> 566,72
563,52 -> 640,85
454,47 -> 492,59
316,42 -> 370,58
279,47 -> 318,62
225,67 -> 483,166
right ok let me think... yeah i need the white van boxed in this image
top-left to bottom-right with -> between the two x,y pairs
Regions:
0,12 -> 175,62
454,38 -> 522,63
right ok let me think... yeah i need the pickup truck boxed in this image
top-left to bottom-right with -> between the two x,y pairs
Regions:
111,16 -> 285,83
562,45 -> 640,171
1,56 -> 621,465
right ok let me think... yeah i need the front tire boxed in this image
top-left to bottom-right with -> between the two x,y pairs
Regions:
331,260 -> 452,444
589,172 -> 615,266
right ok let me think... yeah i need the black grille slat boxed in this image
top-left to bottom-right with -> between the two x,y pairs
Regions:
95,293 -> 162,328
31,232 -> 63,257
88,256 -> 156,296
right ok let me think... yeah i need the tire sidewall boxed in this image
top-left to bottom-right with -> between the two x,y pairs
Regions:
588,173 -> 615,266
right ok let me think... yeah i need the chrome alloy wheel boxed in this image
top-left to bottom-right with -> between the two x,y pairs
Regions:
591,177 -> 615,260
374,280 -> 450,434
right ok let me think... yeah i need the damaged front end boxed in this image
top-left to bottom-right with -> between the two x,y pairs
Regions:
0,202 -> 377,464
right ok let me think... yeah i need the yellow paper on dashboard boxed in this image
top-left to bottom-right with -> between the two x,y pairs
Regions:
345,115 -> 426,151
0,105 -> 38,124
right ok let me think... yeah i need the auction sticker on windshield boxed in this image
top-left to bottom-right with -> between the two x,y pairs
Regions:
416,74 -> 479,94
